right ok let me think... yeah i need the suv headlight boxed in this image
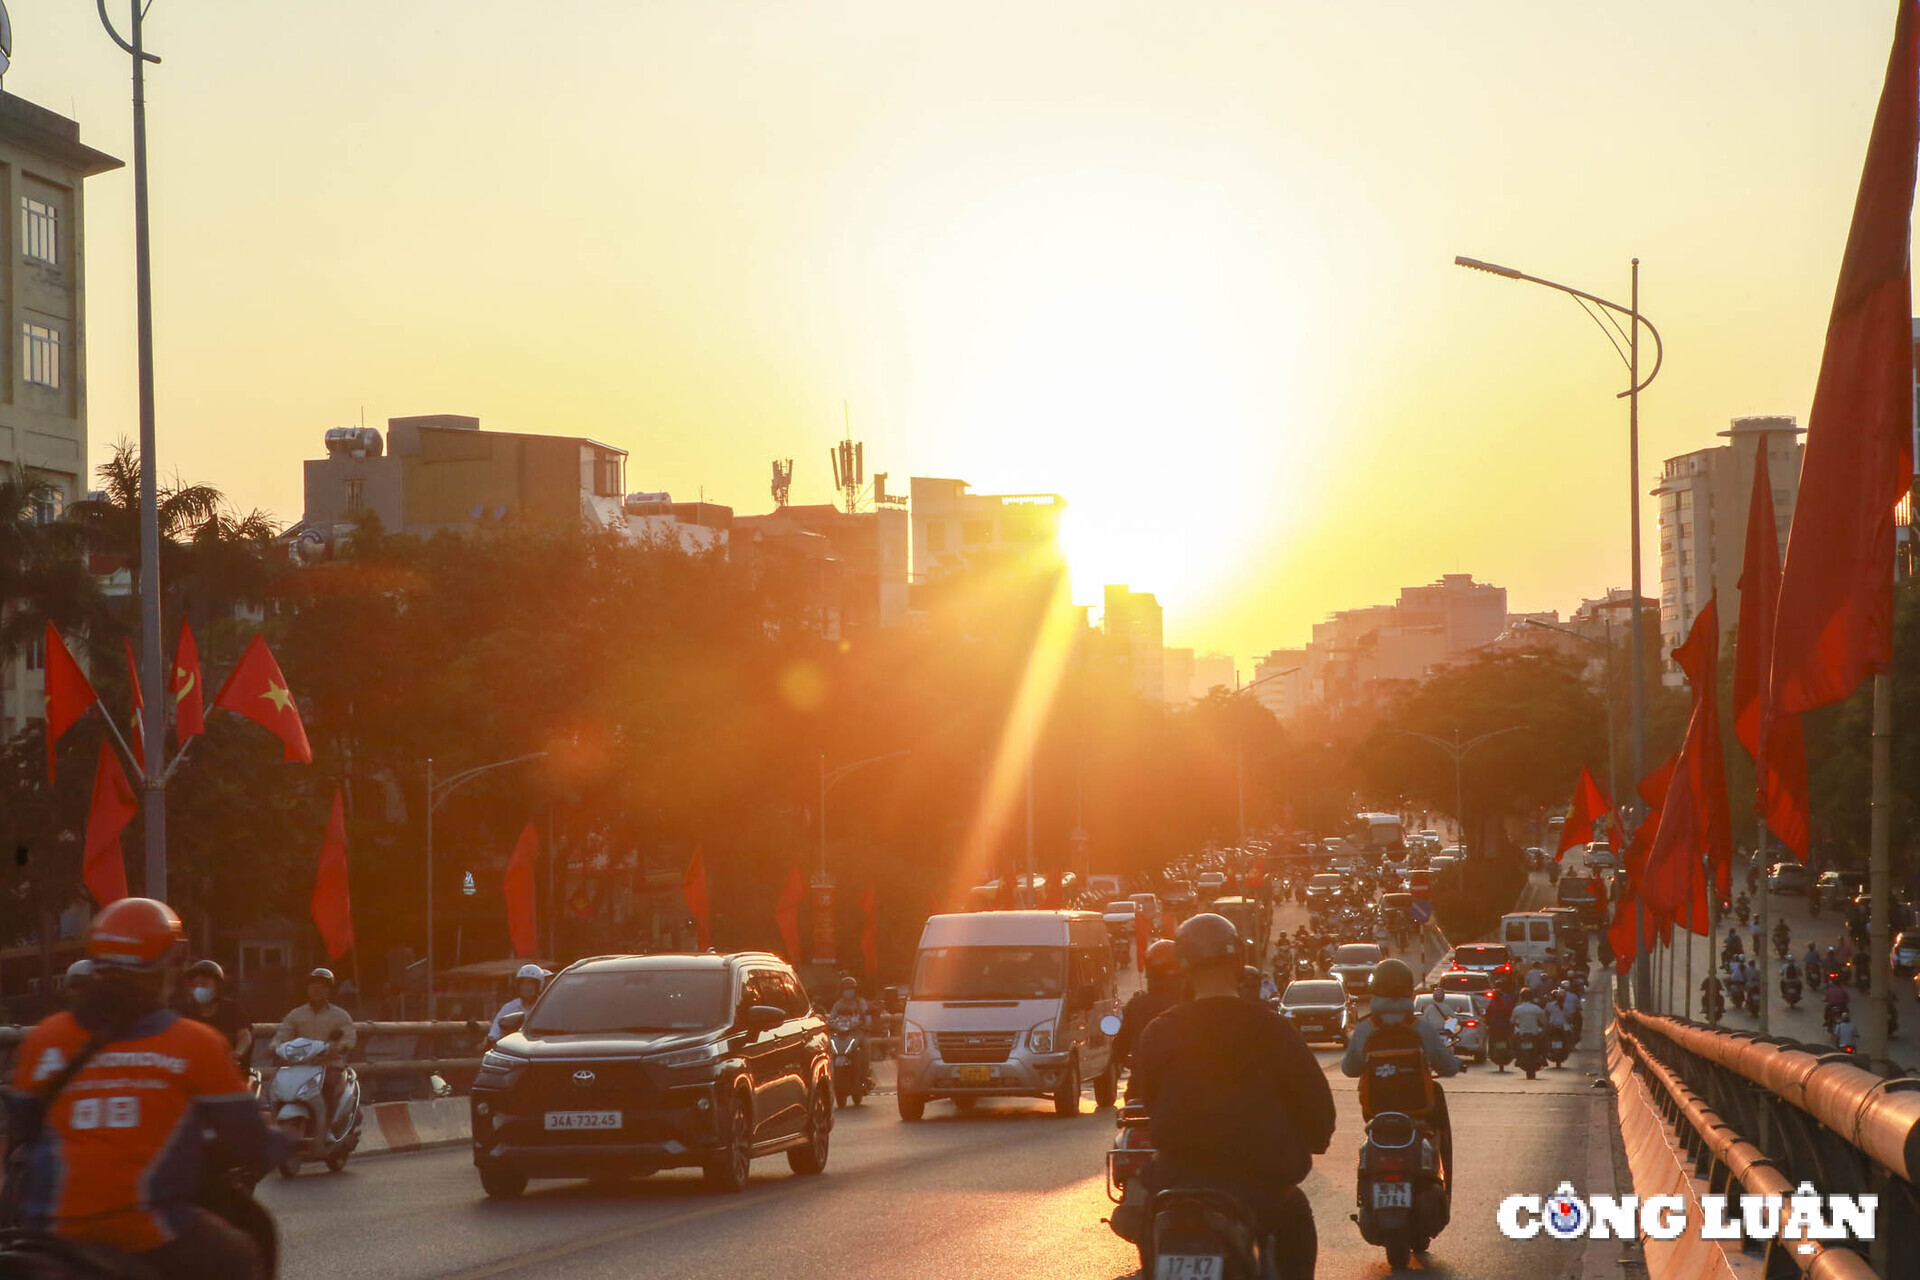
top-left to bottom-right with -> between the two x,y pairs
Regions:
1027,1020 -> 1055,1054
480,1049 -> 522,1073
654,1042 -> 723,1069
902,1020 -> 925,1057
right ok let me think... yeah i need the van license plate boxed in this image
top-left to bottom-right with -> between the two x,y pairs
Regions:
958,1065 -> 992,1084
1372,1181 -> 1412,1208
1154,1256 -> 1222,1280
544,1111 -> 621,1130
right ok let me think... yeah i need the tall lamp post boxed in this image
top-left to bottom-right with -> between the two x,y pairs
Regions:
97,0 -> 169,895
1381,727 -> 1529,855
1231,666 -> 1302,847
425,752 -> 547,1019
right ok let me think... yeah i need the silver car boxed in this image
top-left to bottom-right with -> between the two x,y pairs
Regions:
1414,992 -> 1486,1062
1329,943 -> 1384,996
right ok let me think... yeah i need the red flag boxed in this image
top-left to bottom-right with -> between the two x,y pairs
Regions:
310,789 -> 355,960
1608,755 -> 1681,973
213,635 -> 312,762
171,620 -> 205,742
82,741 -> 134,905
504,823 -> 538,958
1641,600 -> 1731,935
122,638 -> 146,772
43,623 -> 98,783
1771,0 -> 1917,715
1732,440 -> 1810,860
774,865 -> 804,961
859,881 -> 878,976
1555,768 -> 1612,862
683,847 -> 711,950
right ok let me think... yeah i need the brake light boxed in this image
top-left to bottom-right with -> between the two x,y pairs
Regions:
1463,1019 -> 1479,1028
1374,1153 -> 1408,1172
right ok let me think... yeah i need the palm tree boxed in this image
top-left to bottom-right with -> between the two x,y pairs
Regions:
0,474 -> 97,666
66,440 -> 223,584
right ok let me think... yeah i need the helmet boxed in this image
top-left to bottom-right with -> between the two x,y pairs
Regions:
1368,958 -> 1416,1000
64,959 -> 95,985
87,898 -> 186,973
1143,939 -> 1179,979
1174,913 -> 1242,973
186,959 -> 225,985
840,976 -> 858,991
515,964 -> 550,983
307,967 -> 337,988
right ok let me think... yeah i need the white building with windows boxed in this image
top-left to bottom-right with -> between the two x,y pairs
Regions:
0,90 -> 122,741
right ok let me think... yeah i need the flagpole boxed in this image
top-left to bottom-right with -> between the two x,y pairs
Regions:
425,757 -> 435,1021
1868,673 -> 1892,1072
1756,821 -> 1770,1037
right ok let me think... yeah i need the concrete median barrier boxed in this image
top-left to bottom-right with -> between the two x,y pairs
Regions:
359,1098 -> 471,1156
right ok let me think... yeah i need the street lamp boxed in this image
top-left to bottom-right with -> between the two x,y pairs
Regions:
1380,726 -> 1528,855
1230,667 -> 1302,846
97,0 -> 169,895
818,750 -> 911,880
425,752 -> 548,1019
1454,256 -> 1662,801
1517,617 -> 1619,811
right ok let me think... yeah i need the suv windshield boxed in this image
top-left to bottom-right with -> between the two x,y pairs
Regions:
528,968 -> 730,1034
912,946 -> 1066,1001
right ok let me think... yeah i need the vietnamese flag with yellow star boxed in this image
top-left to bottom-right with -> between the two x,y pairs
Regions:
213,635 -> 312,762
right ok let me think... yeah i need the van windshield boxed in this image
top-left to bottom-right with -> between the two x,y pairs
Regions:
912,946 -> 1067,1001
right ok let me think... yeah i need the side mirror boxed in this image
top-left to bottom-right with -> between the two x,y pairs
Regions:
744,1005 -> 785,1033
1098,1014 -> 1123,1037
429,1073 -> 453,1098
498,1011 -> 526,1036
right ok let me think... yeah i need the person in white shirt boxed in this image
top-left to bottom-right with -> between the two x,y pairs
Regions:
486,964 -> 550,1047
1511,994 -> 1549,1037
1833,1010 -> 1859,1051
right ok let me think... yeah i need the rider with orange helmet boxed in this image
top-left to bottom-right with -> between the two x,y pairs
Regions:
1113,938 -> 1183,1076
8,898 -> 283,1279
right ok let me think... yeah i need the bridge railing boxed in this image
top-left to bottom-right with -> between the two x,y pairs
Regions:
1616,1009 -> 1920,1278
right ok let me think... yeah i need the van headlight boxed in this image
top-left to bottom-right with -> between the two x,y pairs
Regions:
1027,1020 -> 1054,1054
902,1020 -> 926,1057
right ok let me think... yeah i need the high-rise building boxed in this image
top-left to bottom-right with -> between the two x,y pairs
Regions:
1653,415 -> 1803,676
0,89 -> 122,742
1253,648 -> 1309,720
1162,647 -> 1195,705
1102,585 -> 1164,704
1192,652 -> 1238,700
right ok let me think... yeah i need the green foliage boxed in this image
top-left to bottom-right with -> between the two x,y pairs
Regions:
1428,846 -> 1528,944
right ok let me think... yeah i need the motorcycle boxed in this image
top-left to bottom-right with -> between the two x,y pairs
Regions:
1545,1025 -> 1571,1069
1103,1098 -> 1156,1272
267,1035 -> 363,1178
1701,989 -> 1725,1026
1780,973 -> 1803,1009
0,1158 -> 277,1278
1774,935 -> 1792,960
1823,1001 -> 1851,1035
1294,957 -> 1315,981
828,1013 -> 869,1108
1513,1031 -> 1545,1080
1486,1022 -> 1514,1073
1736,899 -> 1752,925
1727,979 -> 1747,1013
1352,1107 -> 1450,1272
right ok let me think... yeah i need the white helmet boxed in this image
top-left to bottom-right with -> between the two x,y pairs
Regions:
515,964 -> 550,983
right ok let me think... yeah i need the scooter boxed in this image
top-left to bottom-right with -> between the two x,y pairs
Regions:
1514,1031 -> 1545,1081
1103,1097 -> 1156,1275
828,1013 -> 870,1108
268,1035 -> 363,1178
1780,973 -> 1803,1009
1486,1024 -> 1514,1073
1774,935 -> 1792,961
0,1155 -> 278,1276
1353,1108 -> 1450,1272
1545,1025 -> 1571,1069
1701,989 -> 1725,1026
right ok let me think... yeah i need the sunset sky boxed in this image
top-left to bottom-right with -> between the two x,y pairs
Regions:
18,0 -> 1903,662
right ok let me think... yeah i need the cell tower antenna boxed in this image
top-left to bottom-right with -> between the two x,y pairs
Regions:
771,458 -> 793,508
830,399 -> 864,514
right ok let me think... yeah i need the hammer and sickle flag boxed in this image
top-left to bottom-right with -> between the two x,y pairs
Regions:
170,619 -> 205,742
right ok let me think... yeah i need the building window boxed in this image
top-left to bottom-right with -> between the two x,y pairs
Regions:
924,521 -> 946,552
962,519 -> 993,545
21,198 -> 58,266
23,323 -> 60,388
343,478 -> 365,513
25,633 -> 45,671
593,456 -> 622,498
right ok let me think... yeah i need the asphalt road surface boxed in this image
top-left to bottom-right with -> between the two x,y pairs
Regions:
267,888 -> 1614,1279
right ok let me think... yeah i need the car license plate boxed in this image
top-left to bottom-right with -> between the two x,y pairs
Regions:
544,1111 -> 621,1131
958,1065 -> 992,1084
1372,1181 -> 1412,1208
1154,1256 -> 1223,1280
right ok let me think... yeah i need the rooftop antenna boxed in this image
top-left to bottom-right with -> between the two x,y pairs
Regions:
771,459 -> 793,508
829,399 -> 864,514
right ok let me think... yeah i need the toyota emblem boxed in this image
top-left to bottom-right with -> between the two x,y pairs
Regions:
572,1069 -> 596,1087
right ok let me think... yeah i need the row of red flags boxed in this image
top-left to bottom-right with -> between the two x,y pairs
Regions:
45,622 -> 313,904
1599,0 -> 1916,973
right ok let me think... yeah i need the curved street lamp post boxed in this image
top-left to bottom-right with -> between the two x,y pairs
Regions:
425,752 -> 548,1019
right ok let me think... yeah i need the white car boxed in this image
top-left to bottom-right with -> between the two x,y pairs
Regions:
1580,842 -> 1616,872
1101,900 -> 1139,928
1415,992 -> 1487,1062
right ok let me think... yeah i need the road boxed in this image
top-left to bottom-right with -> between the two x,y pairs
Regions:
267,888 -> 1614,1279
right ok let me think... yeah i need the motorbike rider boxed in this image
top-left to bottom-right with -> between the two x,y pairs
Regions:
273,967 -> 357,1118
1129,913 -> 1335,1279
7,898 -> 284,1280
59,958 -> 95,1010
1824,974 -> 1852,1028
1833,1007 -> 1859,1052
486,963 -> 551,1048
1342,959 -> 1459,1188
1773,919 -> 1792,954
1511,987 -> 1549,1038
1115,939 -> 1182,1076
176,959 -> 253,1070
828,976 -> 874,1090
1700,971 -> 1725,1018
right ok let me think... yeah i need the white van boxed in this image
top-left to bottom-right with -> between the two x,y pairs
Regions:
1499,912 -> 1560,965
896,911 -> 1120,1120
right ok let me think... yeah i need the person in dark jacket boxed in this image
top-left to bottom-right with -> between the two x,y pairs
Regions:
1114,940 -> 1181,1077
1131,914 -> 1335,1280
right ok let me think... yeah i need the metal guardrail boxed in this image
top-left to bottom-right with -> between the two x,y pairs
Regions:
1617,1009 -> 1919,1278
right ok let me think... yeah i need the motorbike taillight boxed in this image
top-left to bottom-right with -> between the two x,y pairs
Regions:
1373,1152 -> 1407,1173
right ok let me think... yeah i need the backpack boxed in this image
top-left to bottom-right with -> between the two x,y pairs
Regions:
1357,1016 -> 1433,1120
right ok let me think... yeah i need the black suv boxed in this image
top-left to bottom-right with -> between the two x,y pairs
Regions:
470,952 -> 833,1198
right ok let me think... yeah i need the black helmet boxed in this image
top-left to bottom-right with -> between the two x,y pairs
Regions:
1175,913 -> 1241,973
186,959 -> 225,985
1368,958 -> 1416,999
307,967 -> 337,988
1144,939 -> 1179,979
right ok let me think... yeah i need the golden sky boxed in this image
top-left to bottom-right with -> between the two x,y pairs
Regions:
21,0 -> 1901,662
